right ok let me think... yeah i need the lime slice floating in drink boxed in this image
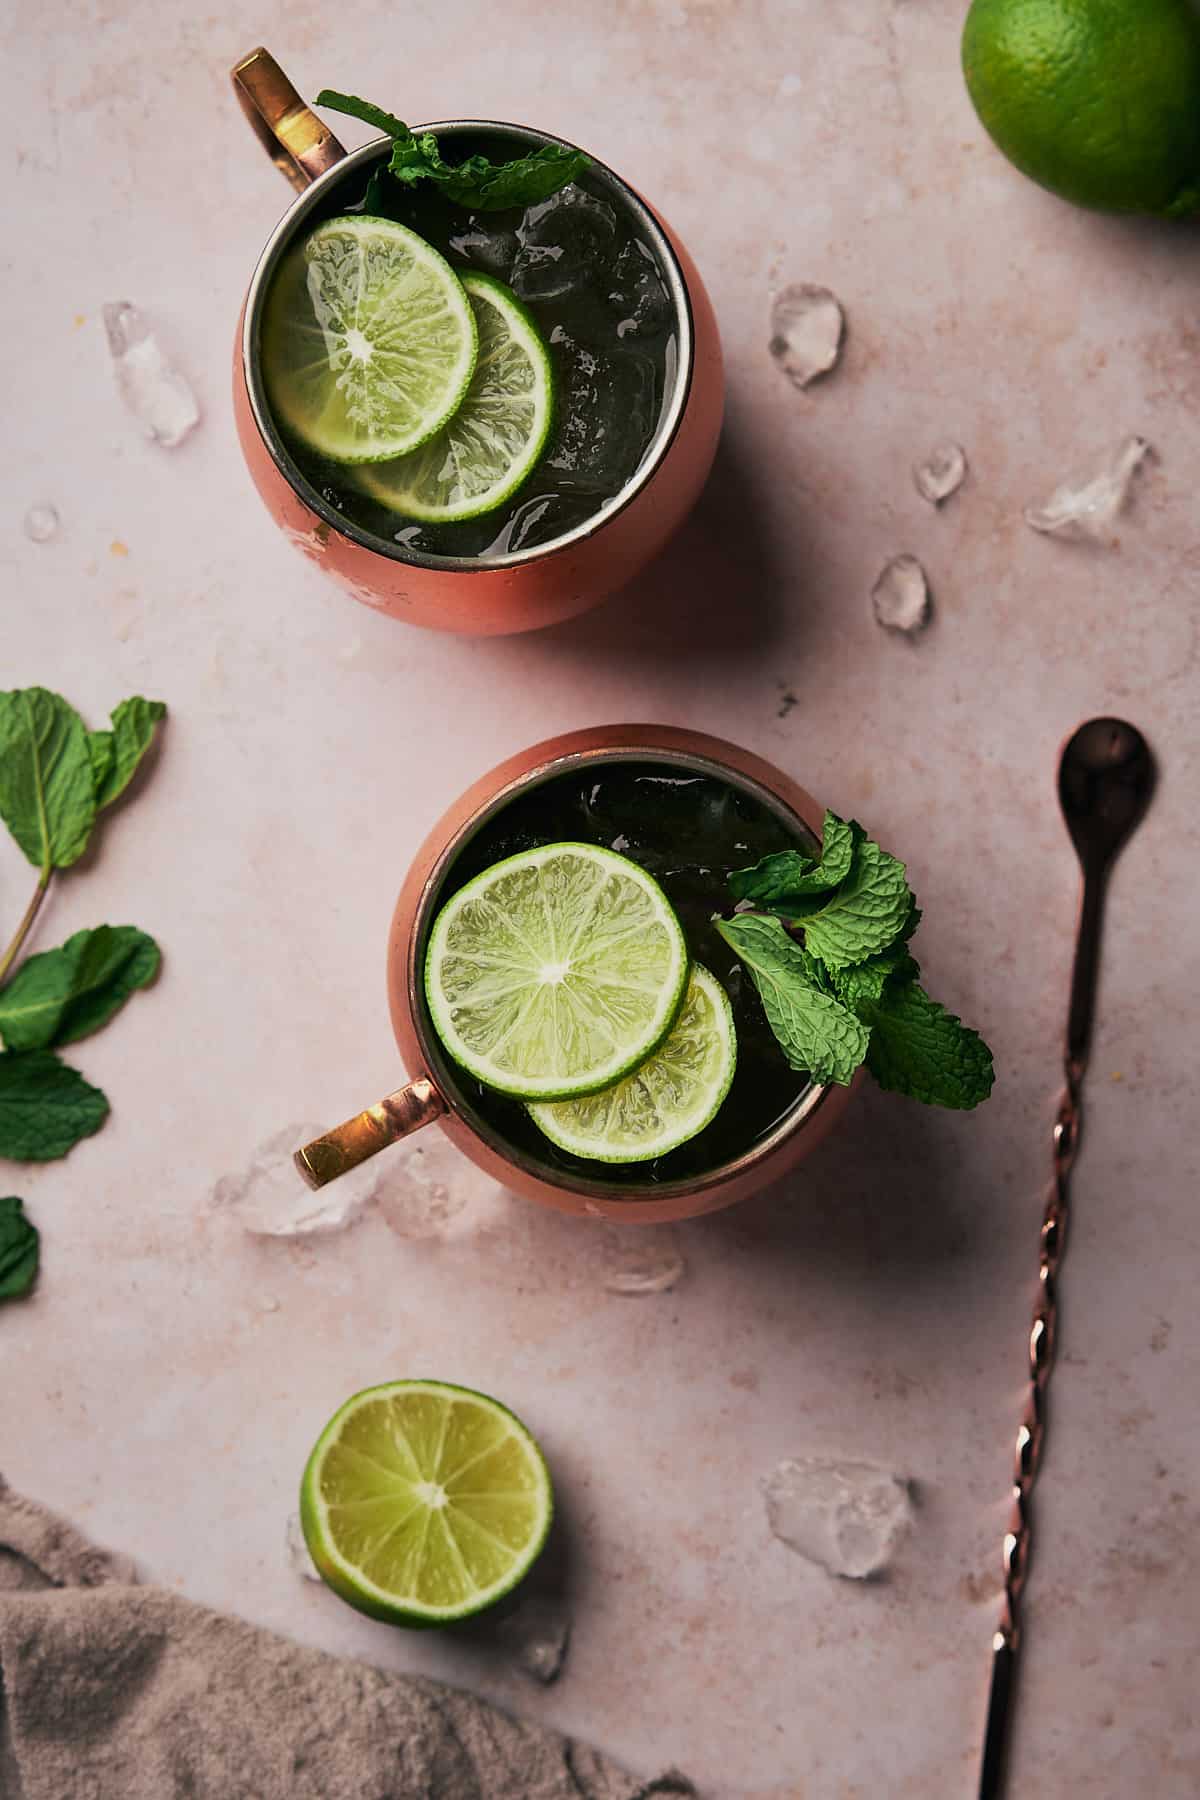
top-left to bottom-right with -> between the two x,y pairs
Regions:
300,1380 -> 553,1627
357,272 -> 555,523
425,842 -> 689,1101
261,215 -> 478,464
528,963 -> 737,1162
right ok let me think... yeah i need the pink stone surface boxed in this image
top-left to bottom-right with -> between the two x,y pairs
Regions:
3,4 -> 1199,1796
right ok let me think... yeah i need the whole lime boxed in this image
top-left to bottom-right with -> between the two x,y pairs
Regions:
962,0 -> 1200,216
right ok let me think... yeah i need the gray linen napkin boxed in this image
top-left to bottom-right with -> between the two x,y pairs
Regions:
0,1474 -> 692,1800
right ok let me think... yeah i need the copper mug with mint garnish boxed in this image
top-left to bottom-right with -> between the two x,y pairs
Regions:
293,727 -> 993,1225
231,50 -> 723,635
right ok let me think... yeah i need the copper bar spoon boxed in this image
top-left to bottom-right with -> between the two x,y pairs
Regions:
978,717 -> 1155,1799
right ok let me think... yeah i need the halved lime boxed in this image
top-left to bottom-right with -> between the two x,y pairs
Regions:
425,842 -> 689,1102
528,963 -> 736,1162
261,215 -> 477,464
357,273 -> 554,522
300,1380 -> 553,1628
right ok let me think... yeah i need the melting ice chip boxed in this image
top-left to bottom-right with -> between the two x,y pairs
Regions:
1024,435 -> 1152,543
872,554 -> 931,635
494,1594 -> 572,1684
103,302 -> 200,448
378,1132 -> 501,1240
285,1513 -> 322,1584
212,1122 -> 384,1237
24,503 -> 59,542
769,284 -> 845,389
762,1456 -> 915,1580
601,1224 -> 684,1295
913,441 -> 967,507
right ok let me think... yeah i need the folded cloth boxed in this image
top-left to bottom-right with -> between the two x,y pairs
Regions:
0,1474 -> 693,1800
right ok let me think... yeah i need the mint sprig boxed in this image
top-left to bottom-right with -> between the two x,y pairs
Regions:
316,90 -> 591,212
0,689 -> 165,1170
716,810 -> 993,1109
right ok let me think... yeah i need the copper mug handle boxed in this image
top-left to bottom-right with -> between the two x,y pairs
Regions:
231,47 -> 348,191
295,1078 -> 448,1189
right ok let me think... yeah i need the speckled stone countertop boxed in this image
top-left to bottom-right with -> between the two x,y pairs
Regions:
4,3 -> 1198,1795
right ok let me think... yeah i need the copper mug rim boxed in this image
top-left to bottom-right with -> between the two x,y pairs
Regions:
297,728 -> 851,1208
241,124 -> 697,576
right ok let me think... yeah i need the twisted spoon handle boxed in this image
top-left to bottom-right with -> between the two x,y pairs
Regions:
978,866 -> 1101,1799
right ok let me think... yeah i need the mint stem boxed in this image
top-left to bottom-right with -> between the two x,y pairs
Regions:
0,868 -> 51,987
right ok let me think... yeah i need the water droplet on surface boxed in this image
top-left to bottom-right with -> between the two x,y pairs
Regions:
211,1123 -> 383,1237
1024,436 -> 1152,543
103,301 -> 200,448
601,1225 -> 684,1295
913,441 -> 967,506
872,554 -> 931,635
23,504 -> 59,542
762,1456 -> 915,1579
285,1513 -> 322,1583
769,284 -> 845,388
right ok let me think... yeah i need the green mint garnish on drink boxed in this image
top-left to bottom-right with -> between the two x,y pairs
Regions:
315,91 -> 591,210
716,811 -> 994,1109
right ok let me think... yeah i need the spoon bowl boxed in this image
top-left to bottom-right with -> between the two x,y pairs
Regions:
1058,717 -> 1156,876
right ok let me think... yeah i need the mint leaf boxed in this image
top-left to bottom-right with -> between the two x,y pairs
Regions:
830,944 -> 920,1012
714,913 -> 868,1086
317,89 -> 590,211
0,926 -> 160,1052
87,698 -> 166,811
0,689 -> 96,871
802,836 -> 914,970
0,1050 -> 109,1161
730,812 -> 856,905
861,980 -> 994,1109
0,1196 -> 39,1300
314,89 -> 411,137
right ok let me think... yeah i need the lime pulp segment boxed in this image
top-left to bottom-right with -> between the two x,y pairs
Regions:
300,1380 -> 553,1627
528,962 -> 737,1162
357,272 -> 555,523
424,842 -> 690,1102
261,215 -> 478,464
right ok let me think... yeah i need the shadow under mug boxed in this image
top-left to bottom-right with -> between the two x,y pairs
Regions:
295,725 -> 860,1225
230,49 -> 725,636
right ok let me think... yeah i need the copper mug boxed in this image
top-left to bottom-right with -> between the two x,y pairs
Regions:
296,726 -> 859,1225
230,49 -> 724,636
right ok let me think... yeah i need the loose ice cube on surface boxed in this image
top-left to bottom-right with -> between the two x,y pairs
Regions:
211,1123 -> 383,1237
494,1595 -> 572,1684
285,1514 -> 322,1584
913,441 -> 967,506
769,284 -> 845,389
103,302 -> 200,448
762,1456 -> 915,1580
601,1225 -> 685,1295
512,185 -> 618,302
1024,436 -> 1152,543
23,504 -> 59,542
378,1132 -> 501,1240
872,554 -> 931,635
